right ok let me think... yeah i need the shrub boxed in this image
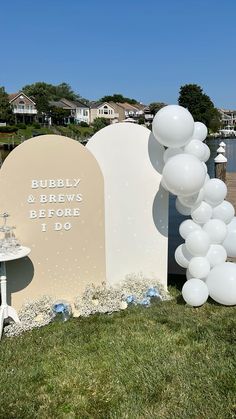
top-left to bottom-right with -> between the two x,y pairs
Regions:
0,126 -> 17,133
16,123 -> 27,129
80,121 -> 89,127
32,122 -> 41,129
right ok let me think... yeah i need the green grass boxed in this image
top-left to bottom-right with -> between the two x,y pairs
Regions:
0,288 -> 236,419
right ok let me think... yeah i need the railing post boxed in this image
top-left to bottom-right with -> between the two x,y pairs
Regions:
214,154 -> 227,182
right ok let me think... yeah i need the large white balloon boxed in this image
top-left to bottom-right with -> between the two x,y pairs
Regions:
162,154 -> 206,196
204,178 -> 227,207
192,122 -> 208,142
179,219 -> 202,239
191,201 -> 213,224
185,229 -> 210,256
202,143 -> 211,162
175,244 -> 192,268
184,139 -> 207,161
206,262 -> 236,306
163,147 -> 183,163
178,188 -> 204,208
212,200 -> 235,224
175,198 -> 192,216
152,105 -> 194,148
188,256 -> 211,279
203,219 -> 227,244
222,217 -> 236,257
206,244 -> 227,267
182,278 -> 209,306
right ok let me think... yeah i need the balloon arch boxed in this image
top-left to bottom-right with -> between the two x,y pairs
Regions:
152,105 -> 236,307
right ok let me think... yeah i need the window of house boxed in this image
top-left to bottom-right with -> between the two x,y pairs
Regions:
18,100 -> 25,110
103,105 -> 108,114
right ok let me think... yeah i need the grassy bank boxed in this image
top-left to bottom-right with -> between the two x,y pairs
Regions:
0,288 -> 235,419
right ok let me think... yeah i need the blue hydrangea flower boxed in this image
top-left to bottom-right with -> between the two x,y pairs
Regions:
54,303 -> 66,313
146,287 -> 160,298
126,295 -> 135,304
140,297 -> 151,306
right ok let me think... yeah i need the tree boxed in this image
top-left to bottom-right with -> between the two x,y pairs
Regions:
0,87 -> 13,123
50,106 -> 71,125
149,102 -> 167,115
99,93 -> 138,104
22,82 -> 87,116
178,84 -> 220,131
92,117 -> 110,133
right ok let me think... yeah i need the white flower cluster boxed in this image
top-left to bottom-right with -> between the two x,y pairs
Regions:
4,296 -> 54,337
4,275 -> 170,338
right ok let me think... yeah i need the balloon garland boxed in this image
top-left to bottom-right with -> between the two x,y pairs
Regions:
152,105 -> 236,306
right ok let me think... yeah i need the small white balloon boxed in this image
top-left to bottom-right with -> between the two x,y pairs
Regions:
175,198 -> 192,216
206,262 -> 236,306
163,147 -> 183,163
222,217 -> 236,257
184,139 -> 207,161
182,278 -> 209,306
179,219 -> 202,239
203,219 -> 227,244
204,178 -> 227,207
206,244 -> 227,267
178,188 -> 204,208
188,256 -> 211,279
162,154 -> 206,196
212,200 -> 235,224
202,162 -> 208,174
192,122 -> 208,141
191,201 -> 213,224
185,229 -> 210,256
186,268 -> 193,280
175,244 -> 192,268
152,105 -> 194,148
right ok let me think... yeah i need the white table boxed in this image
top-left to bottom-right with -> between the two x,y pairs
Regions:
0,246 -> 31,339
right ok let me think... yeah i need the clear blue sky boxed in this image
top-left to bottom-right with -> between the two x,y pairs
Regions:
1,0 -> 236,108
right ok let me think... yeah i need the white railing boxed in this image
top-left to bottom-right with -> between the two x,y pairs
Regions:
13,108 -> 37,114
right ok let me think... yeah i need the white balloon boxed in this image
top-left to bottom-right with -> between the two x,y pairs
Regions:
204,178 -> 227,207
175,198 -> 192,215
206,262 -> 236,306
186,268 -> 193,280
179,219 -> 202,239
184,139 -> 207,161
202,162 -> 208,174
203,219 -> 227,244
191,201 -> 213,224
175,244 -> 192,268
163,147 -> 183,163
152,105 -> 194,148
222,217 -> 236,257
185,229 -> 210,256
162,154 -> 206,196
182,278 -> 209,306
160,176 -> 169,191
178,188 -> 204,208
212,200 -> 235,224
188,256 -> 211,279
202,143 -> 211,162
192,122 -> 208,142
206,244 -> 227,267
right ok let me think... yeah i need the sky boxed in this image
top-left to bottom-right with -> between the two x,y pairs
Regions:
1,0 -> 236,108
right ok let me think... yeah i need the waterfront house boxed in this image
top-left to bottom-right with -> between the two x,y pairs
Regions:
9,92 -> 37,124
90,102 -> 121,123
49,98 -> 90,125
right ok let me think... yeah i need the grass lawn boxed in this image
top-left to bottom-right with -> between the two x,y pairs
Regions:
0,288 -> 235,419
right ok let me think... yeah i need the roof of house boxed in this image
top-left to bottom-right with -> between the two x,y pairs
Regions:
90,101 -> 116,110
60,98 -> 89,109
49,100 -> 72,110
8,91 -> 36,105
